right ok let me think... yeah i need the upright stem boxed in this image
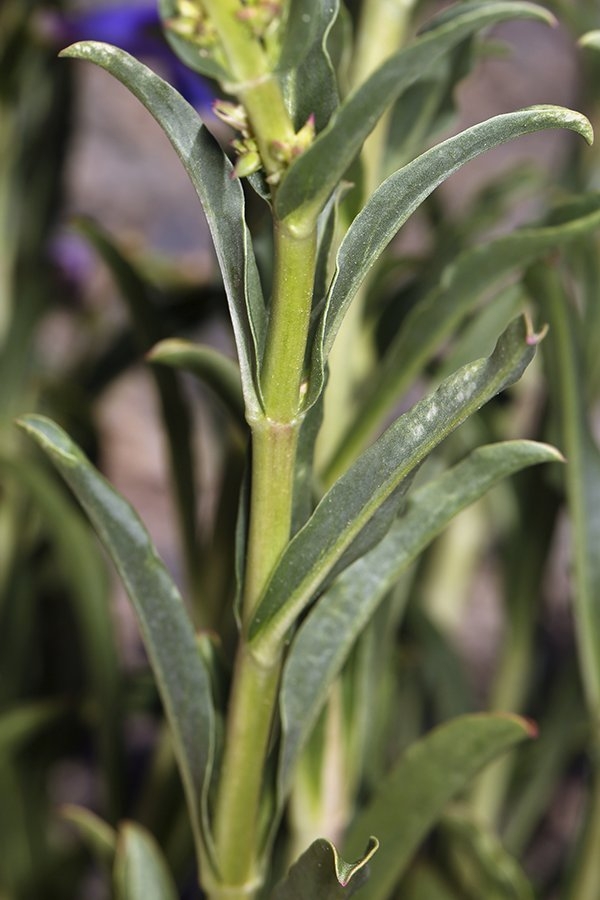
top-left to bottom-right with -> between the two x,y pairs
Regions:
201,0 -> 295,175
195,7 -> 320,895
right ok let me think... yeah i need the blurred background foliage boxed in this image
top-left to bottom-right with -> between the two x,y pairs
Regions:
2,1 -> 600,898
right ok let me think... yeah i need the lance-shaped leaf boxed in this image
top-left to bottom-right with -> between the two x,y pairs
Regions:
306,106 -> 592,406
114,822 -> 179,900
272,837 -> 378,900
281,0 -> 340,132
148,338 -> 246,430
60,42 -> 265,418
275,1 -> 556,224
278,440 -> 562,802
249,315 -> 541,658
18,416 -> 216,865
343,715 -> 536,900
529,264 -> 600,718
325,196 -> 600,476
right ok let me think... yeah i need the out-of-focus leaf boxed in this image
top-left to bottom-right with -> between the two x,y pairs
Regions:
148,338 -> 246,429
281,0 -> 339,131
403,864 -> 460,900
277,0 -> 325,72
250,316 -> 542,659
579,31 -> 600,51
307,107 -> 592,407
325,195 -> 600,476
158,0 -> 229,81
0,702 -> 65,758
18,416 -> 216,866
278,440 -> 562,802
441,810 -> 535,899
271,837 -> 378,900
276,2 -> 556,224
529,263 -> 600,717
61,805 -> 117,869
75,219 -> 199,594
343,715 -> 536,900
114,821 -> 178,900
60,42 -> 265,418
1,455 -> 123,815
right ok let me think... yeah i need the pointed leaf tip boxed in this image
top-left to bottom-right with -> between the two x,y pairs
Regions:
17,415 -> 79,466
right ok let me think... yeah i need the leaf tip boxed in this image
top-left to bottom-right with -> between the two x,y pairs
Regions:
17,415 -> 79,466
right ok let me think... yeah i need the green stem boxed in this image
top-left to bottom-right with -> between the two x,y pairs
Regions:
201,0 -> 295,175
261,223 -> 317,422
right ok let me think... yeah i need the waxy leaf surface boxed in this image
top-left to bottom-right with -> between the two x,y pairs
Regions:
307,106 -> 592,405
272,837 -> 378,900
343,715 -> 536,900
276,2 -> 555,223
250,316 -> 540,658
19,416 -> 216,863
278,440 -> 562,800
60,42 -> 265,417
327,196 -> 600,474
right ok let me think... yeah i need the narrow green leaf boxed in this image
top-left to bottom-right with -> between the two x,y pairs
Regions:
280,0 -> 339,132
271,837 -> 378,900
343,715 -> 536,900
277,0 -> 324,73
114,821 -> 178,900
61,805 -> 117,869
529,263 -> 600,718
326,197 -> 600,473
148,338 -> 246,429
250,316 -> 542,658
276,2 -> 556,223
441,810 -> 535,899
307,106 -> 592,405
278,440 -> 562,802
1,455 -> 123,815
59,42 -> 265,417
18,416 -> 216,864
158,0 -> 230,81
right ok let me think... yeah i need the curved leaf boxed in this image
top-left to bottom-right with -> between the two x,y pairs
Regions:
272,837 -> 378,900
278,440 -> 562,802
250,315 -> 541,659
61,805 -> 117,869
325,195 -> 600,476
275,1 -> 556,224
148,338 -> 246,429
307,106 -> 592,405
60,41 -> 265,418
343,714 -> 536,900
18,415 -> 216,866
114,821 -> 178,900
